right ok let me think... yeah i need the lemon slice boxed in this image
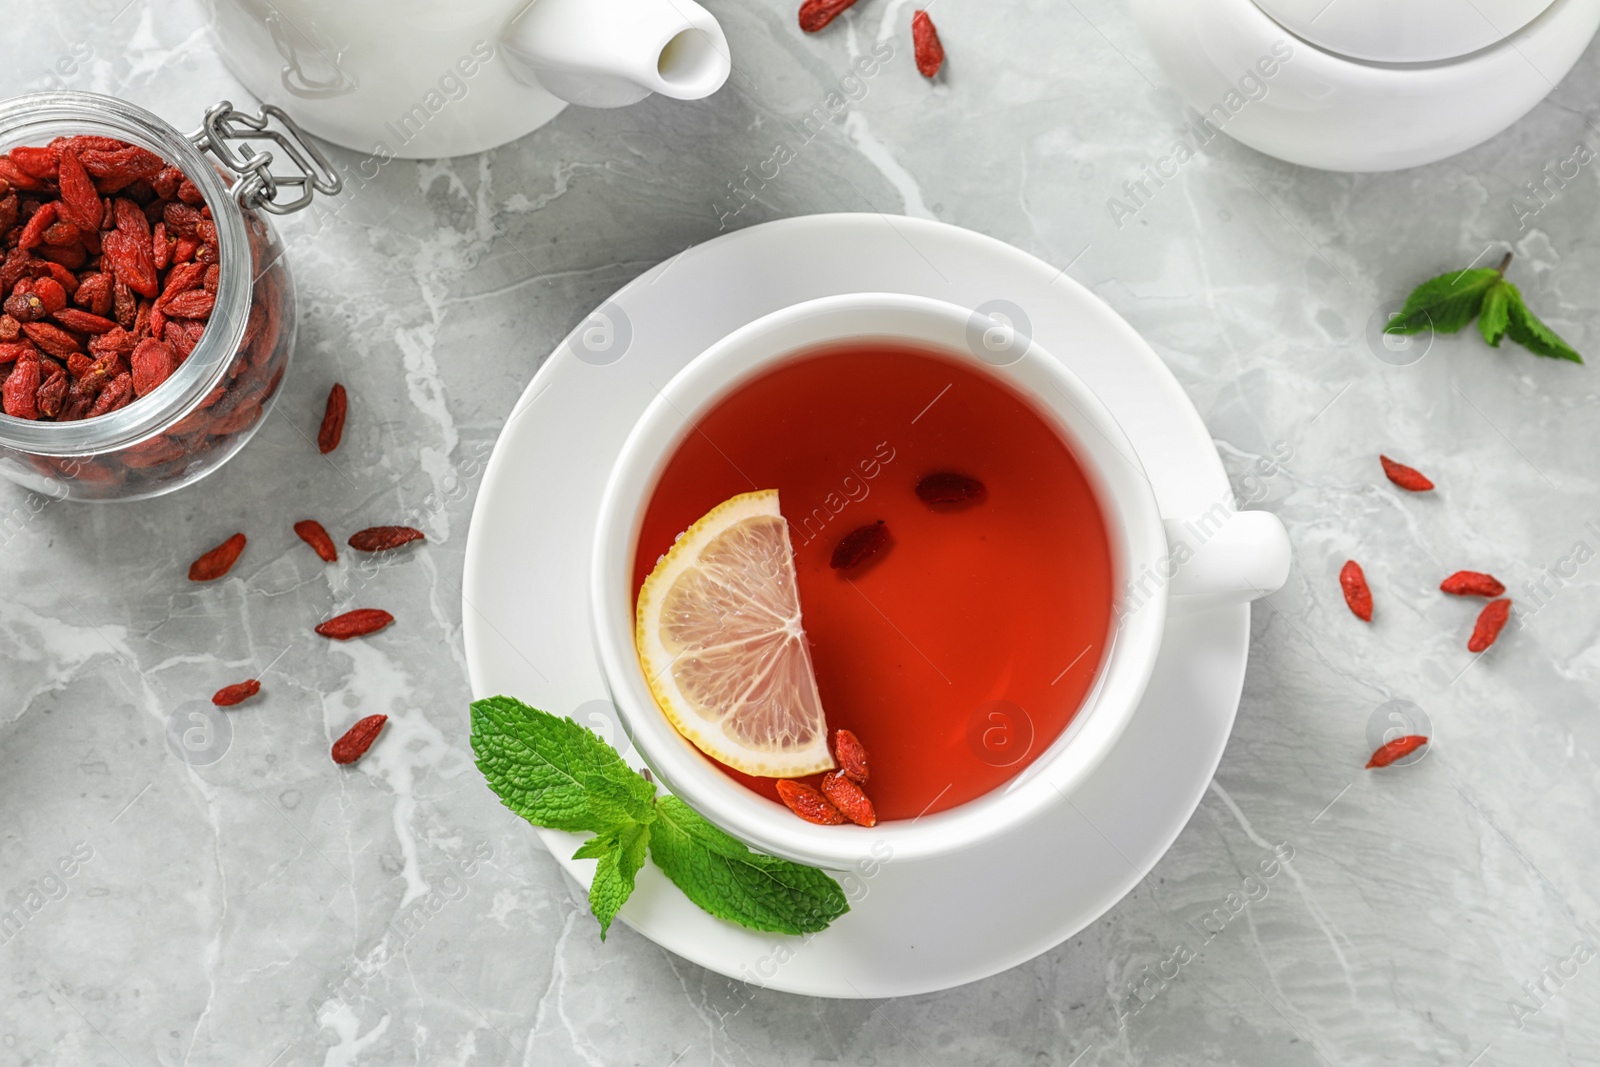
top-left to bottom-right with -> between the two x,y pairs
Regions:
636,489 -> 834,777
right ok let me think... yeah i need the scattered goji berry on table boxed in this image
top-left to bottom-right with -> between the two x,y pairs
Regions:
912,10 -> 945,78
830,521 -> 889,570
820,771 -> 877,827
293,520 -> 338,562
916,471 -> 985,506
1468,599 -> 1511,653
776,779 -> 846,825
834,728 -> 869,782
1440,571 -> 1505,598
318,383 -> 347,454
1379,455 -> 1434,492
315,608 -> 395,640
1339,560 -> 1373,621
798,0 -> 857,31
188,532 -> 247,581
1367,734 -> 1428,768
348,525 -> 424,552
332,714 -> 388,765
212,679 -> 261,707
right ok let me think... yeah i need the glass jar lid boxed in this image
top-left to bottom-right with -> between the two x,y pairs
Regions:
1252,0 -> 1557,63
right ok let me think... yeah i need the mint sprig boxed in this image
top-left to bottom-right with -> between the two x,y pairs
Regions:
1385,252 -> 1582,363
470,695 -> 849,941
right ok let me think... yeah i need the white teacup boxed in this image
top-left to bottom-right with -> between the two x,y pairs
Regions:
591,294 -> 1289,869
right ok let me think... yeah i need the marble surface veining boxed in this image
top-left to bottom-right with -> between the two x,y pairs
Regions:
3,0 -> 1600,1064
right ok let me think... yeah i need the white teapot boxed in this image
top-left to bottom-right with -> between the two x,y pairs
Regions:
203,0 -> 732,159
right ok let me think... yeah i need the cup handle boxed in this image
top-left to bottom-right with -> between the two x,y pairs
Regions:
1161,511 -> 1291,612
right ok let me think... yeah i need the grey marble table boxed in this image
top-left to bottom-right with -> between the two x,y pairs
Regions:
4,0 -> 1600,1064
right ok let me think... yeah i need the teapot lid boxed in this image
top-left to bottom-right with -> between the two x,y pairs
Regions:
1252,0 -> 1557,62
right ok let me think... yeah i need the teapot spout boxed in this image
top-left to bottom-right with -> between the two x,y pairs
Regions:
501,0 -> 731,109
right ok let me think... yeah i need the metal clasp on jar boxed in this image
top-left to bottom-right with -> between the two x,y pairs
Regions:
188,102 -> 341,215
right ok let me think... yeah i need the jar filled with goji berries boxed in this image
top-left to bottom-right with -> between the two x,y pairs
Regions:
0,91 -> 338,501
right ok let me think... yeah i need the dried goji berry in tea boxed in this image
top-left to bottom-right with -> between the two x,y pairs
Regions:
834,729 -> 869,782
820,771 -> 877,827
775,779 -> 846,825
916,470 -> 986,505
830,520 -> 890,570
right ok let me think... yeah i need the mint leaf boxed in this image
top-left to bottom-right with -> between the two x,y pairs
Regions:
472,696 -> 849,941
470,696 -> 655,834
649,796 -> 849,935
1479,281 -> 1512,347
1385,268 -> 1501,335
574,823 -> 650,940
1505,290 -> 1583,363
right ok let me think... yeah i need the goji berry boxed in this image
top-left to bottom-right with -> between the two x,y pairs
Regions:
188,532 -> 247,581
3,358 -> 39,419
10,146 -> 59,180
56,150 -> 103,232
1379,454 -> 1434,492
1339,560 -> 1373,621
17,202 -> 57,251
775,779 -> 845,825
162,290 -> 214,319
294,520 -> 338,562
130,338 -> 177,397
798,0 -> 857,31
916,470 -> 986,505
21,321 -> 79,358
318,383 -> 347,454
53,308 -> 117,334
315,608 -> 395,640
1366,735 -> 1428,768
348,526 -> 425,552
912,11 -> 945,78
1468,599 -> 1511,653
332,714 -> 388,765
834,729 -> 869,782
820,771 -> 877,826
212,679 -> 261,707
87,371 -> 132,416
1440,571 -> 1505,598
102,230 -> 159,298
830,521 -> 889,570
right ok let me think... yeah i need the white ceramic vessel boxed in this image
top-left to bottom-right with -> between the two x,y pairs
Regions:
590,293 -> 1291,870
1130,0 -> 1600,171
201,0 -> 730,158
462,213 -> 1285,995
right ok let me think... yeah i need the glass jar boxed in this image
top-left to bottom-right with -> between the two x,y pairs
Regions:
0,92 -> 337,501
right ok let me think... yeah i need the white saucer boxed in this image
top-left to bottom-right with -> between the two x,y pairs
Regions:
461,214 -> 1250,998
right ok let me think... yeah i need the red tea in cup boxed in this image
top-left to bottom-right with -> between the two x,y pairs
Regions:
632,343 -> 1115,820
